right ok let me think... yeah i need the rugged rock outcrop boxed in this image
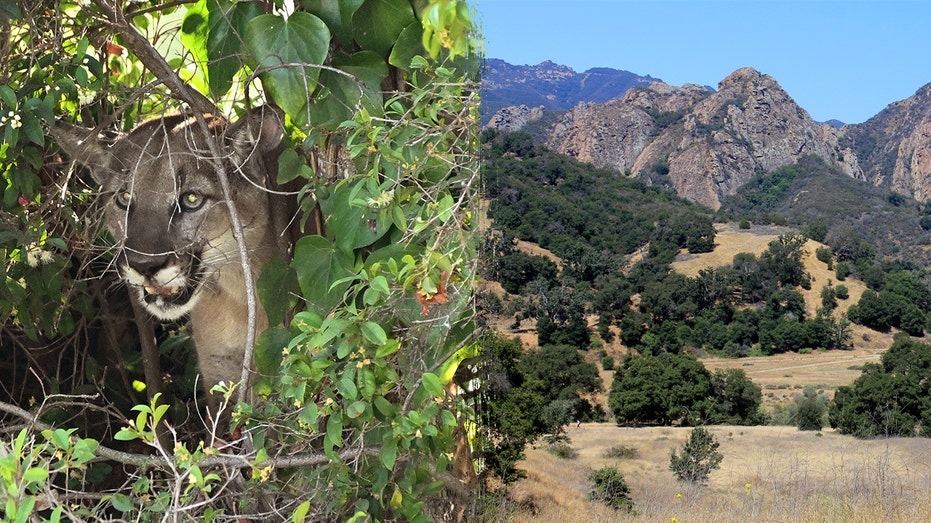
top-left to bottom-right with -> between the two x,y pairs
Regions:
488,67 -> 866,209
841,83 -> 931,200
485,104 -> 545,133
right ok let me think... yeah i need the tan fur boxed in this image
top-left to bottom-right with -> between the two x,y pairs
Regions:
53,107 -> 289,407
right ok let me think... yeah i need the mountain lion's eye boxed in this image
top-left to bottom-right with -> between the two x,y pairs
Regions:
115,190 -> 132,209
179,191 -> 205,211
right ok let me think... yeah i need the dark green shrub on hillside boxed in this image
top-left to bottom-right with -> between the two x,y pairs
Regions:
608,353 -> 762,427
803,221 -> 829,243
848,289 -> 927,335
821,281 -> 838,311
609,353 -> 713,426
835,285 -> 849,300
602,355 -> 615,371
706,369 -> 764,425
815,245 -> 834,268
835,262 -> 850,281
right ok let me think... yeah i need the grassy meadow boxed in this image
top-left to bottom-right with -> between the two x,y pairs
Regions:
497,425 -> 931,522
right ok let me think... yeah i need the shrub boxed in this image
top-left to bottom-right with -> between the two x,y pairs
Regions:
603,445 -> 639,459
796,388 -> 827,431
835,262 -> 850,280
588,466 -> 634,512
602,355 -> 615,371
546,442 -> 577,459
835,285 -> 849,300
815,245 -> 834,269
739,219 -> 751,229
669,427 -> 724,484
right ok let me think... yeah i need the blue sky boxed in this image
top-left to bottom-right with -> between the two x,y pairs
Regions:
478,0 -> 930,124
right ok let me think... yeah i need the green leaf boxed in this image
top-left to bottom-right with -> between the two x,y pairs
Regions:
318,183 -> 391,251
258,256 -> 298,327
380,433 -> 398,470
308,51 -> 387,129
291,235 -> 355,316
303,0 -> 364,47
346,400 -> 367,419
50,428 -> 73,450
300,403 -> 319,427
360,321 -> 387,346
205,0 -> 262,97
113,428 -> 138,442
421,372 -> 444,398
352,0 -> 415,57
22,467 -> 48,484
0,85 -> 15,107
254,326 -> 291,396
110,493 -> 134,512
325,412 -> 344,452
374,396 -> 394,418
276,147 -> 314,185
293,500 -> 312,523
375,339 -> 401,358
388,22 -> 425,71
15,497 -> 35,523
180,0 -> 209,72
245,13 -> 330,127
0,2 -> 22,21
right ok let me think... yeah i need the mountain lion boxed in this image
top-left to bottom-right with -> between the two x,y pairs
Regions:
53,106 -> 298,408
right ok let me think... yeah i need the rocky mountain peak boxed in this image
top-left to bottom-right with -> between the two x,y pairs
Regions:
490,67 -> 864,209
485,59 -> 931,206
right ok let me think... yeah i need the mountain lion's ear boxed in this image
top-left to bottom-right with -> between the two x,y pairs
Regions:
51,121 -> 119,185
227,105 -> 285,157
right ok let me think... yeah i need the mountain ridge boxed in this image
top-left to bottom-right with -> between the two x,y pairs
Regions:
484,59 -> 931,206
481,58 -> 660,124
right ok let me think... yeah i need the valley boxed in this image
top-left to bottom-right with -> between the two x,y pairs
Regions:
478,60 -> 931,522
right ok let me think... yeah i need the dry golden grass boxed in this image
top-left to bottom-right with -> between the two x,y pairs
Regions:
503,425 -> 931,523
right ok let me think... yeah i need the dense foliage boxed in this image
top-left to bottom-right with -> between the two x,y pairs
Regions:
608,353 -> 763,426
482,130 -> 715,275
830,336 -> 931,438
1,1 -> 479,521
477,334 -> 602,483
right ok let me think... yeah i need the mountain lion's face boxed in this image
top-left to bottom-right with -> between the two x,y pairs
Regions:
53,109 -> 284,320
